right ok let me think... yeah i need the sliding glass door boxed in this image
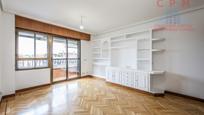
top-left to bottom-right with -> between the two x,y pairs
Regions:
68,40 -> 81,79
52,37 -> 80,82
52,37 -> 67,82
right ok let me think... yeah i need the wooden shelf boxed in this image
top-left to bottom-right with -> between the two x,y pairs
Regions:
152,49 -> 165,52
150,71 -> 165,75
152,38 -> 165,42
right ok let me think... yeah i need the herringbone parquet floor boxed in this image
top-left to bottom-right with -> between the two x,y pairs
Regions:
0,77 -> 204,115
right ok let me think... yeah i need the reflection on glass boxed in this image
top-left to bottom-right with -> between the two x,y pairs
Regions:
52,38 -> 80,82
35,60 -> 48,68
68,40 -> 79,58
53,37 -> 67,82
53,38 -> 67,59
17,60 -> 48,69
68,59 -> 80,79
68,40 -> 80,79
53,59 -> 67,82
36,34 -> 48,58
17,60 -> 34,69
18,36 -> 34,58
52,85 -> 67,108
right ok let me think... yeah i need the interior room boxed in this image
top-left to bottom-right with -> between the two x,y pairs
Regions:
0,0 -> 204,114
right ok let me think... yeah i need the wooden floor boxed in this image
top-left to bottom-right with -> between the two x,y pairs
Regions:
0,77 -> 204,115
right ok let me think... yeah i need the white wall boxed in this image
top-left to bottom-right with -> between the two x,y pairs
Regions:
0,11 -> 15,95
93,8 -> 204,99
81,40 -> 92,76
15,69 -> 51,90
0,9 -> 3,99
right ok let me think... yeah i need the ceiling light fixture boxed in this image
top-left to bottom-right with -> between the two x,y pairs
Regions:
80,16 -> 84,30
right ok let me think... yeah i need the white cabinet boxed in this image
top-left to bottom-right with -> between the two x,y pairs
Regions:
133,72 -> 138,88
137,72 -> 148,91
106,67 -> 149,92
99,28 -> 166,94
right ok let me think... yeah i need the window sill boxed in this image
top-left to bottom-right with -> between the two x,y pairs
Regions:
15,67 -> 50,71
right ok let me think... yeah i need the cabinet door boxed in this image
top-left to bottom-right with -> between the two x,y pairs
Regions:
125,72 -> 129,87
112,71 -> 116,83
130,72 -> 135,88
134,72 -> 138,88
107,70 -> 110,81
122,72 -> 127,86
116,70 -> 120,84
119,71 -> 123,85
107,69 -> 112,82
138,72 -> 148,91
128,71 -> 134,88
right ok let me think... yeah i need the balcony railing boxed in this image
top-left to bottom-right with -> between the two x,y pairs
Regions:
17,60 -> 48,69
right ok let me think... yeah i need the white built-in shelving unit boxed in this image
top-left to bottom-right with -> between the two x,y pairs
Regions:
92,27 -> 166,95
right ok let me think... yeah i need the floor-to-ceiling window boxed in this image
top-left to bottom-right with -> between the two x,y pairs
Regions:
16,29 -> 81,82
52,37 -> 81,82
67,39 -> 81,79
52,37 -> 67,82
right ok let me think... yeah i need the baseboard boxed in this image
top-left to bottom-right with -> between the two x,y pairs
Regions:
89,75 -> 106,81
106,81 -> 164,97
16,83 -> 51,93
81,75 -> 93,78
90,74 -> 106,79
165,91 -> 204,102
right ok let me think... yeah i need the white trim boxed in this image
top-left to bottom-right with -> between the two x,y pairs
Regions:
91,74 -> 106,79
96,5 -> 204,35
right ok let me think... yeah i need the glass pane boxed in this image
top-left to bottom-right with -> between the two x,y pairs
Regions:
35,60 -> 48,68
68,59 -> 80,79
53,38 -> 67,59
17,60 -> 34,69
68,40 -> 79,58
53,59 -> 67,82
36,34 -> 48,58
18,33 -> 35,58
19,31 -> 34,38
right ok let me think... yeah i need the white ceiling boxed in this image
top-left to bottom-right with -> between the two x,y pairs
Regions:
2,0 -> 204,34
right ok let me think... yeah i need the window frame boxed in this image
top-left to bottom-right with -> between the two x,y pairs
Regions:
15,29 -> 50,70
